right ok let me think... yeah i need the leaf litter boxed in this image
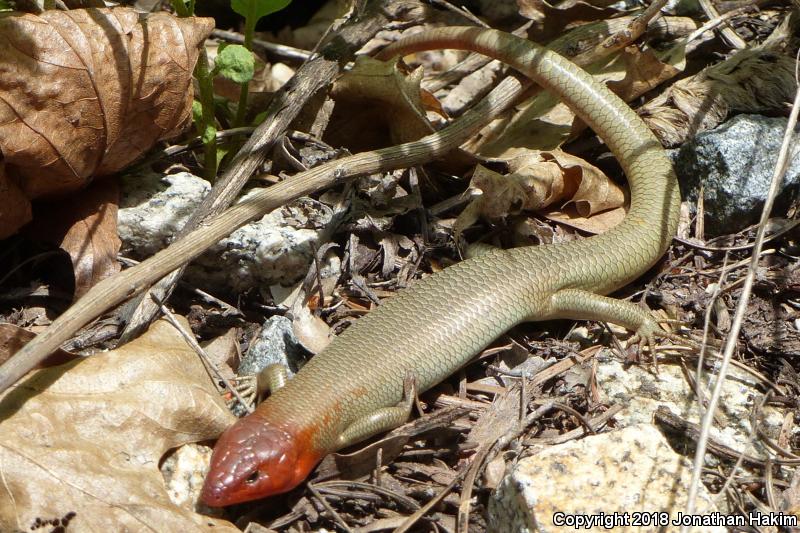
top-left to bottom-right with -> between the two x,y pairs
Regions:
1,1 -> 799,532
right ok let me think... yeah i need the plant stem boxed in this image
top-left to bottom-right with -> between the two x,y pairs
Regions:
171,0 -> 217,179
195,48 -> 218,180
170,0 -> 189,17
234,13 -> 257,127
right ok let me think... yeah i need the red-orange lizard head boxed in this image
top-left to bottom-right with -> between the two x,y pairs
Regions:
201,413 -> 322,506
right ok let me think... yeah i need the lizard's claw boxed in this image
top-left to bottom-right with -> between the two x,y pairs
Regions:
224,375 -> 258,411
627,317 -> 688,362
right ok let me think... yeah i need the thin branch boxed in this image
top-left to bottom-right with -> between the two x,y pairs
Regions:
211,28 -> 312,62
155,300 -> 253,413
0,76 -> 525,395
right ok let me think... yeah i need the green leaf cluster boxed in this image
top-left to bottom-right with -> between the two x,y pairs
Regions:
189,0 -> 293,178
213,44 -> 255,84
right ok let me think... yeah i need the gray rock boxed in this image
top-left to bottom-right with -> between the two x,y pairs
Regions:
487,425 -> 724,532
230,315 -> 306,417
239,315 -> 304,378
118,171 -> 331,292
118,171 -> 210,256
672,114 -> 800,235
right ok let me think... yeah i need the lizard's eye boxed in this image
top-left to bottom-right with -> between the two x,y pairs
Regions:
245,471 -> 260,484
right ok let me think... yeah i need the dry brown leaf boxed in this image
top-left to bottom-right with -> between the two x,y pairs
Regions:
0,323 -> 74,368
0,8 -> 213,202
547,150 -> 625,217
606,46 -> 682,103
544,204 -> 626,235
326,56 -> 438,152
454,149 -> 624,238
470,91 -> 573,157
272,281 -> 333,355
0,163 -> 30,239
641,47 -> 795,147
25,179 -> 121,298
0,318 -> 237,532
292,304 -> 332,355
202,328 -> 241,381
517,0 -> 621,42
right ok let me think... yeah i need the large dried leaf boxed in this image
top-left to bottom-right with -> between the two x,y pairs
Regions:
0,8 -> 213,201
517,0 -> 621,42
606,46 -> 682,103
0,319 -> 237,532
26,179 -> 121,298
0,163 -> 30,239
454,149 -> 624,238
0,323 -> 74,367
326,56 -> 439,152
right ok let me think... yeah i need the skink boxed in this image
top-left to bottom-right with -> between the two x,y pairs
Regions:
201,27 -> 681,506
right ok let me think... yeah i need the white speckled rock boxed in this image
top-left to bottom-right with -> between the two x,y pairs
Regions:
118,171 -> 211,256
161,443 -> 216,513
596,356 -> 786,463
487,425 -> 724,532
118,171 -> 331,292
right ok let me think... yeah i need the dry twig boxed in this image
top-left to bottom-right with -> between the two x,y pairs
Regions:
682,60 -> 800,526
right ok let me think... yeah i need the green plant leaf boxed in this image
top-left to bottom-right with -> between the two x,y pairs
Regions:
252,109 -> 269,126
191,100 -> 204,125
201,123 -> 217,144
231,0 -> 292,20
230,0 -> 291,23
216,145 -> 232,166
214,44 -> 255,84
191,100 -> 216,144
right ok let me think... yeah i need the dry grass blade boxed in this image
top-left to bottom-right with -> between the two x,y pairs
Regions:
682,67 -> 800,526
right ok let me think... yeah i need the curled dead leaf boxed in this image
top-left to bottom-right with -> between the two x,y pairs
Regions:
0,8 -> 213,235
0,318 -> 236,531
327,56 -> 438,152
0,163 -> 30,239
25,179 -> 121,298
544,204 -> 626,235
518,0 -> 621,42
605,46 -> 682,104
543,150 -> 624,217
454,149 -> 625,238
